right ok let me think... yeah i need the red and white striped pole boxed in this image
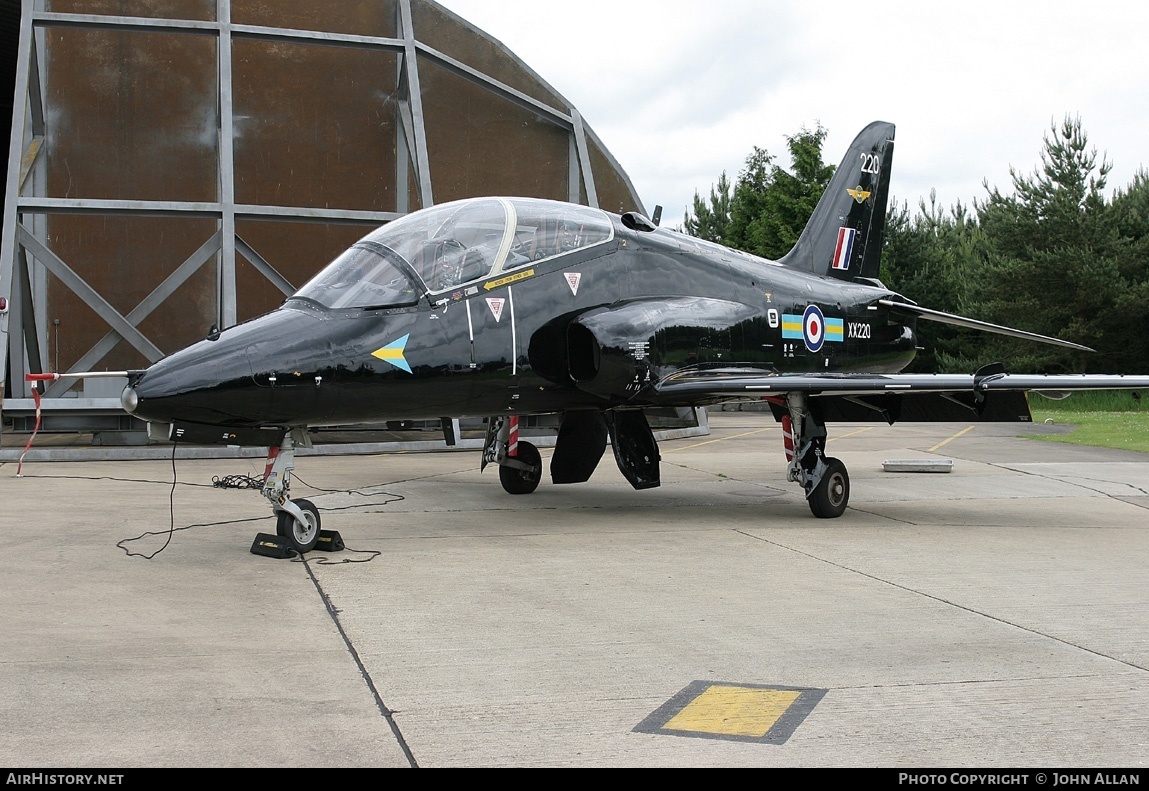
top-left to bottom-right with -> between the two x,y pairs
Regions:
781,415 -> 795,463
508,415 -> 520,457
264,446 -> 280,481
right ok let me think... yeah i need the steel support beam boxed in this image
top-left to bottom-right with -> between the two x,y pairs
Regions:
11,246 -> 39,384
572,108 -> 598,209
235,235 -> 295,297
42,232 -> 224,398
1,0 -> 38,396
16,225 -> 164,362
217,0 -> 237,328
399,0 -> 434,207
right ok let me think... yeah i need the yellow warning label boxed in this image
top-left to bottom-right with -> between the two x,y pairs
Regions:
484,269 -> 535,291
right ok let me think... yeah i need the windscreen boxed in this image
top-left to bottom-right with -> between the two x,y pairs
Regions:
362,198 -> 512,293
293,242 -> 421,309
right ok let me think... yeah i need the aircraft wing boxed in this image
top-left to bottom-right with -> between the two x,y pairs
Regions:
654,370 -> 1149,399
652,369 -> 1149,424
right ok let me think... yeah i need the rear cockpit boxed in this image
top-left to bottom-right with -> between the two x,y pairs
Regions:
292,197 -> 614,309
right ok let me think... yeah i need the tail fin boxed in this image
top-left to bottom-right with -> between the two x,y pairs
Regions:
780,121 -> 895,282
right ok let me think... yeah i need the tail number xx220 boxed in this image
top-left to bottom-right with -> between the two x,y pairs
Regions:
848,322 -> 871,340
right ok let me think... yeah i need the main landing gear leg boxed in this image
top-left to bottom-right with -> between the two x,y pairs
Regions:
483,415 -> 541,495
262,429 -> 322,553
784,394 -> 850,519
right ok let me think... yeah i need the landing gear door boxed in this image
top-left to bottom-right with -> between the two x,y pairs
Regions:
468,286 -> 520,411
607,409 -> 661,490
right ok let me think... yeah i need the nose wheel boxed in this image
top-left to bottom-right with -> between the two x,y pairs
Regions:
276,498 -> 321,553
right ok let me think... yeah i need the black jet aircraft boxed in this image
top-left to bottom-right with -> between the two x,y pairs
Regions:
90,121 -> 1148,552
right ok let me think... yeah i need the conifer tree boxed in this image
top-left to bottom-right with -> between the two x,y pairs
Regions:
684,125 -> 833,260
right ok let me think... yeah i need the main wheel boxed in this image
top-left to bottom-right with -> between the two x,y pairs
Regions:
808,457 -> 849,519
276,498 -> 322,553
499,440 -> 541,495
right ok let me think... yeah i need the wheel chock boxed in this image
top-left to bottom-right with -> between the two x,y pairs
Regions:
250,532 -> 297,559
314,530 -> 345,552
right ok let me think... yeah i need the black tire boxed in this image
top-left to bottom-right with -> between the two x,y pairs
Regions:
275,498 -> 322,553
808,457 -> 849,519
499,440 -> 541,495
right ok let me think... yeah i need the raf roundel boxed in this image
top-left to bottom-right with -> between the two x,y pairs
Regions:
803,304 -> 826,353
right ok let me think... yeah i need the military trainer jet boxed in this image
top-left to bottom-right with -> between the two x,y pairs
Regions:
63,120 -> 1146,551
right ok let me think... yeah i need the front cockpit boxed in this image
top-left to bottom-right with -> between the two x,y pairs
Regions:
292,197 -> 615,310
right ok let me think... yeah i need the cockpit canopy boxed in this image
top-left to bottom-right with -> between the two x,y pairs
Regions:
293,197 -> 614,310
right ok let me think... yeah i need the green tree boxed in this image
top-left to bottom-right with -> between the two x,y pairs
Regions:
1108,169 -> 1149,373
723,145 -> 773,254
685,124 -> 834,259
973,116 -> 1124,373
881,191 -> 985,372
749,126 -> 835,258
683,171 -> 731,243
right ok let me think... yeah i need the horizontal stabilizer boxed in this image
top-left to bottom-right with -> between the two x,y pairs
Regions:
878,300 -> 1094,352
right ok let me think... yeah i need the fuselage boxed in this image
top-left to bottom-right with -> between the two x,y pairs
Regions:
126,197 -> 918,435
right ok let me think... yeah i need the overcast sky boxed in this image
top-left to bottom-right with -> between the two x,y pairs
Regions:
434,0 -> 1149,225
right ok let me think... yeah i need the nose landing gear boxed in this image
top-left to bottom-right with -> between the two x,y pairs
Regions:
262,429 -> 324,553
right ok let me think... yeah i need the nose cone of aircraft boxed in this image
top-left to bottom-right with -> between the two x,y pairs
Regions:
121,382 -> 140,413
125,306 -> 330,429
126,329 -> 264,427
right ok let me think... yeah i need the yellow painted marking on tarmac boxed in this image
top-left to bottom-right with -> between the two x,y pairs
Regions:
664,685 -> 801,738
636,681 -> 826,743
929,425 -> 975,453
827,426 -> 875,443
662,427 -> 775,454
666,425 -> 872,455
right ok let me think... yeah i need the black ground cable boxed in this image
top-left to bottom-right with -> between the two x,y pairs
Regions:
15,453 -> 406,560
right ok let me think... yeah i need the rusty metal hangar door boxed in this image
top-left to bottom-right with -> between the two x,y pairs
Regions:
0,0 -> 643,431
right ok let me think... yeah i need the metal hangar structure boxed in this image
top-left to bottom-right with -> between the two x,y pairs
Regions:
0,0 -> 644,433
